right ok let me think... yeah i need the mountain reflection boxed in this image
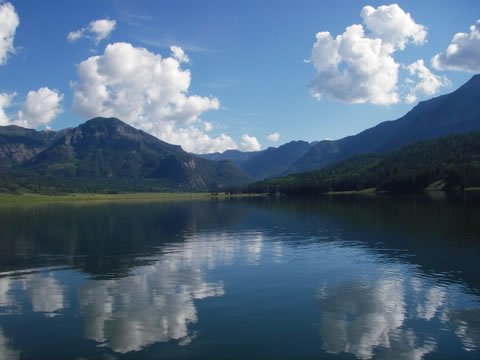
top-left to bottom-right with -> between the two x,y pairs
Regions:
315,268 -> 461,359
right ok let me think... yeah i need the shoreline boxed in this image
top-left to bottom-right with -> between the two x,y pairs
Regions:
0,192 -> 265,206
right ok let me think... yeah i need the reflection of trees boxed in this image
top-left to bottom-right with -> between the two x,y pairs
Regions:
316,273 -> 448,360
0,200 -> 253,277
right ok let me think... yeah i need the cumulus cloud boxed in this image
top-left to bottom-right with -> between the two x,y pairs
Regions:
309,4 -> 428,105
16,88 -> 63,128
158,122 -> 238,154
0,2 -> 19,65
0,88 -> 63,128
240,134 -> 261,151
267,132 -> 280,142
0,92 -> 15,125
71,42 -> 237,153
360,4 -> 426,51
68,19 -> 116,45
405,60 -> 450,103
432,20 -> 480,72
170,45 -> 189,63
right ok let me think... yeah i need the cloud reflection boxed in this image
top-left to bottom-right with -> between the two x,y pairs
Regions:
448,308 -> 480,352
22,274 -> 66,316
77,231 -> 253,353
0,273 -> 66,317
316,273 -> 444,360
0,327 -> 20,360
0,278 -> 13,309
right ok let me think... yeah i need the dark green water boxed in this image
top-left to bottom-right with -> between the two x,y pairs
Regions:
0,194 -> 479,359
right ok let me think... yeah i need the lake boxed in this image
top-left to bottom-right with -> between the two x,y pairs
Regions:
0,194 -> 479,359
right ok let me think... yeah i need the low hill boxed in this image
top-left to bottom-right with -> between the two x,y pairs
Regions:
246,131 -> 480,194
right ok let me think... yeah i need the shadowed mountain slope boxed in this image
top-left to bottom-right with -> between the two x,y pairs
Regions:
287,74 -> 480,174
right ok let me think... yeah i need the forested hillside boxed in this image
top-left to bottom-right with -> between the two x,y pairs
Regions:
246,132 -> 480,194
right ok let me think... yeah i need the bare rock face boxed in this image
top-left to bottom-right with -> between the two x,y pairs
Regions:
0,126 -> 65,167
183,159 -> 196,169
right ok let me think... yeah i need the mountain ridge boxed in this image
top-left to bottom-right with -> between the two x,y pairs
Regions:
246,131 -> 480,194
198,74 -> 480,178
1,117 -> 253,193
286,74 -> 480,173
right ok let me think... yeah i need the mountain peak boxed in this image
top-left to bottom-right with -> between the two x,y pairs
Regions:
80,117 -> 134,134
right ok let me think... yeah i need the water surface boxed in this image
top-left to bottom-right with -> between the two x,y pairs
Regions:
0,194 -> 479,359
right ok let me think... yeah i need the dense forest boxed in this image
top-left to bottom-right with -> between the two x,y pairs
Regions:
244,131 -> 480,195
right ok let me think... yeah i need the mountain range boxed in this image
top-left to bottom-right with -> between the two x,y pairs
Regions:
200,74 -> 480,179
0,74 -> 479,194
0,117 -> 253,193
246,131 -> 480,194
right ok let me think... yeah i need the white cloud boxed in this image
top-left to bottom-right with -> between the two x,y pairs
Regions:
158,122 -> 238,154
405,60 -> 450,104
0,92 -> 15,125
0,88 -> 63,128
267,132 -> 280,142
0,2 -> 19,65
16,87 -> 63,128
432,20 -> 480,72
170,45 -> 189,63
360,4 -> 426,51
71,42 -> 238,153
309,4 -> 427,105
240,134 -> 261,151
68,19 -> 116,45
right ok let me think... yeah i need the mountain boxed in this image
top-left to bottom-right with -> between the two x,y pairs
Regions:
199,149 -> 260,166
0,125 -> 66,168
1,117 -> 253,193
287,74 -> 480,174
247,131 -> 480,194
240,141 -> 312,179
198,140 -> 312,179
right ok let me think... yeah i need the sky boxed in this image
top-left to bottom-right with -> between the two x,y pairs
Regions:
0,0 -> 479,154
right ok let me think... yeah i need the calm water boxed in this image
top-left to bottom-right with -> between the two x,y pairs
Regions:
0,194 -> 479,359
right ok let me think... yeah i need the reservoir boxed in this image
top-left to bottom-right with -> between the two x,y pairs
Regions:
0,194 -> 479,359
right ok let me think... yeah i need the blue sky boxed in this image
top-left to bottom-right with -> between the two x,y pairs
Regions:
0,0 -> 479,153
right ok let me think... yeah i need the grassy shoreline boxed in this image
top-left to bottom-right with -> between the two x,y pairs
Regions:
0,192 -> 264,206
